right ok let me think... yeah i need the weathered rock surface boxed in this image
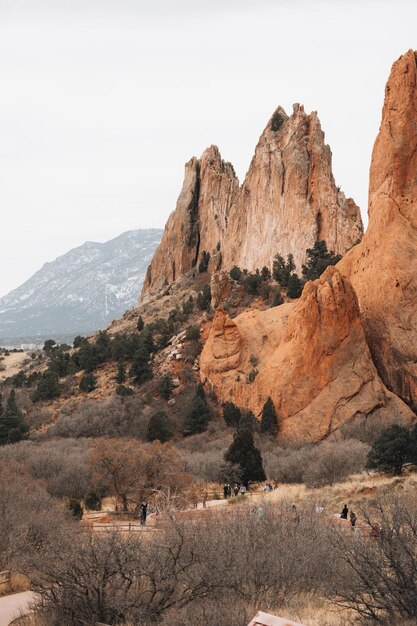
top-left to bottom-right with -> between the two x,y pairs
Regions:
339,50 -> 417,411
142,147 -> 239,297
200,268 -> 413,442
142,106 -> 362,300
223,105 -> 363,272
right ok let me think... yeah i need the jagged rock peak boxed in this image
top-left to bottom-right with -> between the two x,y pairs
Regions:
141,104 -> 363,301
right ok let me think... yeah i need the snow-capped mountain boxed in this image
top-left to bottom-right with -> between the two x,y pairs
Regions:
0,229 -> 162,344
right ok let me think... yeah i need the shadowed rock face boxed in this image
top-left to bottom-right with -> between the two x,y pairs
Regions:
141,105 -> 362,300
339,50 -> 417,411
200,268 -> 413,443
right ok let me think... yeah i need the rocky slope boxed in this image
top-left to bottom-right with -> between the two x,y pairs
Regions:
141,105 -> 363,300
339,49 -> 417,412
0,229 -> 162,344
200,268 -> 413,443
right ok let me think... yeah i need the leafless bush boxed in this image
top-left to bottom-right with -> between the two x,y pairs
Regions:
0,461 -> 74,571
303,439 -> 369,487
0,439 -> 92,499
47,396 -> 149,439
262,439 -> 369,486
331,494 -> 417,623
28,502 -> 336,625
340,410 -> 413,445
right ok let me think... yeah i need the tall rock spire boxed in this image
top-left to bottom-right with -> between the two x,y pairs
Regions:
223,104 -> 362,271
339,50 -> 417,411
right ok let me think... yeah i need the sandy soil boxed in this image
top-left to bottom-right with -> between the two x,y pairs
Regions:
0,353 -> 29,382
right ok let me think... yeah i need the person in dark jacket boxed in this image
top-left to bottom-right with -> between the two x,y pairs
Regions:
140,501 -> 148,526
340,504 -> 349,519
350,511 -> 357,528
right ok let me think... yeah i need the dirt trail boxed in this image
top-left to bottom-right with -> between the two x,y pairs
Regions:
0,591 -> 35,626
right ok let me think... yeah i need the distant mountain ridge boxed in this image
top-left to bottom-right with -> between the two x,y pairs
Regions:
0,229 -> 162,345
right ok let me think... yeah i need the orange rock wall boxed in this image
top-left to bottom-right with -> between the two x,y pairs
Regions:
339,50 -> 417,411
200,268 -> 413,443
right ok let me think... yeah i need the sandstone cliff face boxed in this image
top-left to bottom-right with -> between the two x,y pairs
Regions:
223,105 -> 363,271
200,268 -> 413,443
142,147 -> 239,296
142,106 -> 363,300
339,50 -> 417,411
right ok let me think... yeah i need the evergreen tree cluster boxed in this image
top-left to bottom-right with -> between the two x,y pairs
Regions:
302,240 -> 341,281
223,397 -> 279,437
0,390 -> 28,446
147,411 -> 173,442
184,384 -> 211,435
227,240 -> 342,304
367,424 -> 417,475
26,297 -> 197,401
224,426 -> 266,487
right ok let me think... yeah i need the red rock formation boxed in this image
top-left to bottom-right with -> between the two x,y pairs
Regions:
339,50 -> 417,411
142,147 -> 239,297
200,268 -> 413,443
224,105 -> 363,271
141,106 -> 362,300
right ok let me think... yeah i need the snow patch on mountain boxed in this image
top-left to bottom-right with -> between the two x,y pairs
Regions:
0,229 -> 162,343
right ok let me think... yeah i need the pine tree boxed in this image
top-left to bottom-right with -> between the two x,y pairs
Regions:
33,370 -> 60,402
238,410 -> 257,432
367,425 -> 412,475
260,396 -> 278,436
287,273 -> 303,298
129,344 -> 153,385
147,411 -> 173,442
223,402 -> 241,428
137,315 -> 145,331
272,253 -> 295,287
184,386 -> 211,435
158,374 -> 173,400
302,240 -> 341,281
115,360 -> 126,384
79,372 -> 97,393
224,427 -> 266,487
229,266 -> 242,282
0,390 -> 28,445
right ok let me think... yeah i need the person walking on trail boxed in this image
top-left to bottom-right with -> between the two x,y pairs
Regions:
234,484 -> 239,497
223,484 -> 228,499
291,503 -> 300,525
202,490 -> 208,509
340,504 -> 349,519
239,485 -> 247,495
350,511 -> 357,528
140,501 -> 148,526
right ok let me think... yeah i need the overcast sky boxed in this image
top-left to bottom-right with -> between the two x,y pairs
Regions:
0,0 -> 416,297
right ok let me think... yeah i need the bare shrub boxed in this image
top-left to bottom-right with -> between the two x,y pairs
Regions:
303,439 -> 369,487
331,493 -> 417,623
47,396 -> 149,439
28,502 -> 336,626
0,439 -> 91,499
262,439 -> 369,486
0,461 -> 74,570
340,410 -> 414,445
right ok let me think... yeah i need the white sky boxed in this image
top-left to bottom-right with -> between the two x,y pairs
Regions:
0,0 -> 416,297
